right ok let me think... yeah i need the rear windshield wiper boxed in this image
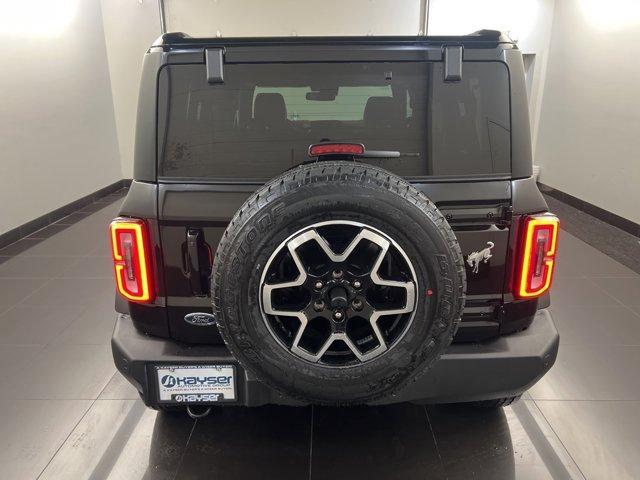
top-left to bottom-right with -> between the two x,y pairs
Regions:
361,150 -> 420,158
307,143 -> 419,161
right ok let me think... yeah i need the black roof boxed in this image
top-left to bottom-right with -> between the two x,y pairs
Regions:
152,30 -> 514,49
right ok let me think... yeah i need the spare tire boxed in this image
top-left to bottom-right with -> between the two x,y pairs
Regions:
212,161 -> 465,404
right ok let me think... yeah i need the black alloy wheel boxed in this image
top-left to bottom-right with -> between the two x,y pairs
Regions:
261,221 -> 417,366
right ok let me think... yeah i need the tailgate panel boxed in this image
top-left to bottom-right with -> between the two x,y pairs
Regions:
158,181 -> 512,343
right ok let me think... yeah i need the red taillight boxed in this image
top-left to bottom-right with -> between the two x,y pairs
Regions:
515,215 -> 559,299
308,143 -> 365,157
109,218 -> 154,303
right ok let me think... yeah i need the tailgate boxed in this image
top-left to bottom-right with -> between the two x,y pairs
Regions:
158,180 -> 512,343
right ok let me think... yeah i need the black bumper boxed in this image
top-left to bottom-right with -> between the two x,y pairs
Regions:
112,309 -> 558,407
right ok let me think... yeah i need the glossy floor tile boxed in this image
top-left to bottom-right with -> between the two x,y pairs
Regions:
177,405 -> 312,480
0,255 -> 77,278
550,276 -> 619,307
98,372 -> 140,400
58,255 -> 114,279
2,344 -> 115,400
0,345 -> 44,383
311,404 -> 442,480
536,400 -> 640,480
0,191 -> 638,479
0,305 -> 84,345
38,400 -> 193,480
529,344 -> 640,400
34,399 -> 585,480
549,304 -> 640,346
50,297 -> 117,345
0,278 -> 49,312
20,278 -> 114,307
588,276 -> 640,306
0,399 -> 93,480
508,401 -> 583,479
427,401 -> 583,480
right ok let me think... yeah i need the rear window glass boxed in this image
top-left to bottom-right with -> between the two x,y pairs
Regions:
158,61 -> 510,180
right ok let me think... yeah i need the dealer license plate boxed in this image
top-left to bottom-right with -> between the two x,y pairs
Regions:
156,365 -> 236,403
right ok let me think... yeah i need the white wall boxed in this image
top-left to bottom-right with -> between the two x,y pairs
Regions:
0,0 -> 123,235
428,0 -> 556,158
535,0 -> 640,224
513,0 -> 555,159
164,0 -> 425,37
100,0 -> 161,178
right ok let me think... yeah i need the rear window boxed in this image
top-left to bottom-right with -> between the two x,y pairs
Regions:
158,61 -> 510,181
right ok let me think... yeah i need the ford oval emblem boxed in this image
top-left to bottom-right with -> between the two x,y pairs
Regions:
184,312 -> 217,327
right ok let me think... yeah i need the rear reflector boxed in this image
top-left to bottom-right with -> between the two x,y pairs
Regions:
109,218 -> 154,303
308,143 -> 365,157
515,215 -> 559,299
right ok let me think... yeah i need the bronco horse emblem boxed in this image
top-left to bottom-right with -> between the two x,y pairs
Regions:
467,242 -> 495,273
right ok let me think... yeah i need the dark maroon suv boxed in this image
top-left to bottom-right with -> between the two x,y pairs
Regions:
110,30 -> 559,415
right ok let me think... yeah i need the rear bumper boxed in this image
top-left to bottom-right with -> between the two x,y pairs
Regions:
112,309 -> 558,407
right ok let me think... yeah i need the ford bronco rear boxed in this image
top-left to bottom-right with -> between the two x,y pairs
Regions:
110,30 -> 559,412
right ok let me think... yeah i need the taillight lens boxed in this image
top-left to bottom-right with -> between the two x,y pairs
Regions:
308,143 -> 365,156
515,215 -> 559,299
109,218 -> 154,303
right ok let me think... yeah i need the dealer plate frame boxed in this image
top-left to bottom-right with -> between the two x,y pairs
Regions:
154,364 -> 237,404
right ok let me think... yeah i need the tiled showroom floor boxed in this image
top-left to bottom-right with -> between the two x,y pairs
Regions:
1,190 -> 639,479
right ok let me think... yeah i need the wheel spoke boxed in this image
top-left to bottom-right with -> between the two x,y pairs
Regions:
262,240 -> 307,316
341,333 -> 385,362
292,332 -> 335,362
368,243 -> 416,310
293,332 -> 384,363
359,239 -> 416,355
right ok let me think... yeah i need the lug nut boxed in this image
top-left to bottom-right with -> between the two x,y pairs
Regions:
313,300 -> 325,312
353,280 -> 362,289
352,299 -> 363,311
333,310 -> 344,321
314,281 -> 324,290
332,269 -> 343,279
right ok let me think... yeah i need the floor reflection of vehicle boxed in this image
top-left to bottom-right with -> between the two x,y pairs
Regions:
146,404 -> 515,480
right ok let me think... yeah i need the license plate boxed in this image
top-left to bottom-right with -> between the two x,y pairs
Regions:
156,365 -> 236,403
